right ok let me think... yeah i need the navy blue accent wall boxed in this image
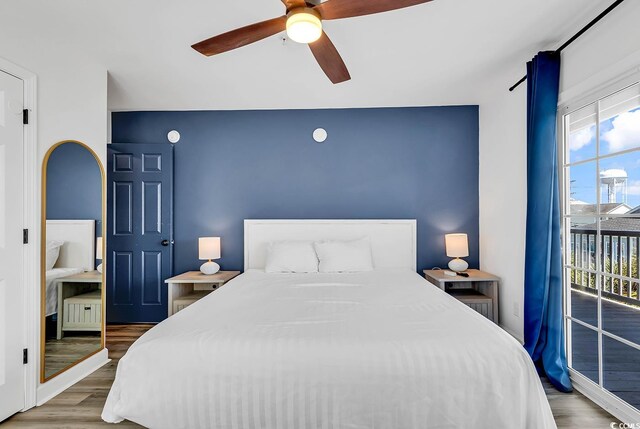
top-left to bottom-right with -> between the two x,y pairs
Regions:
46,142 -> 102,240
112,106 -> 479,273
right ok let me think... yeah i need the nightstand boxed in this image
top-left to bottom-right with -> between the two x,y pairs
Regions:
164,271 -> 241,316
423,269 -> 500,323
55,271 -> 103,339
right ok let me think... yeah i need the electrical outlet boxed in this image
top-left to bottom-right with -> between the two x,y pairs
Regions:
513,302 -> 520,318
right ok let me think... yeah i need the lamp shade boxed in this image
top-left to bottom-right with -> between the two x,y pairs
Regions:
96,237 -> 103,260
199,237 -> 221,260
286,9 -> 322,44
445,233 -> 469,258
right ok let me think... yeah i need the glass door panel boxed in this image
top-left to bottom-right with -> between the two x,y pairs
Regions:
599,217 -> 640,344
603,336 -> 640,410
563,82 -> 640,415
570,321 -> 599,384
567,102 -> 597,164
599,84 -> 640,156
567,216 -> 598,325
566,161 -> 598,214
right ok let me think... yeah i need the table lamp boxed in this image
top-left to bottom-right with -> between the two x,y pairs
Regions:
199,237 -> 221,275
96,237 -> 103,273
445,233 -> 469,272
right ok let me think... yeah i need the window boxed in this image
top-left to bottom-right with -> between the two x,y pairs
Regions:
562,81 -> 640,413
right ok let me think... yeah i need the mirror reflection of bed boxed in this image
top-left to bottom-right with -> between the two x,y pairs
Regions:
44,221 -> 101,379
42,141 -> 105,381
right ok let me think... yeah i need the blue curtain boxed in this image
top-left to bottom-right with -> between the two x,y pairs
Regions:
524,51 -> 572,392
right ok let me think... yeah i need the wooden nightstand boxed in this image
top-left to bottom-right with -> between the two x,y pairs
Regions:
164,271 -> 241,316
423,269 -> 500,323
55,271 -> 103,339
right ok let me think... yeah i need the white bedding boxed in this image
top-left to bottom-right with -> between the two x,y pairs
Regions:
45,267 -> 83,317
102,269 -> 556,429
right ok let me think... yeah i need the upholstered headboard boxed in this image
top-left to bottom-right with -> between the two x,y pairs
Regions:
244,219 -> 417,271
46,219 -> 95,271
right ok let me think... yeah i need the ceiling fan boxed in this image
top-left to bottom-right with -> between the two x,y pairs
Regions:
191,0 -> 433,84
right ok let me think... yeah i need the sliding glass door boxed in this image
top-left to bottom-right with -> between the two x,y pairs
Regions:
562,81 -> 640,414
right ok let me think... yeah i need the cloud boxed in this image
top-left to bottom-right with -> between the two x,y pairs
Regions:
603,110 -> 640,153
570,127 -> 594,151
627,180 -> 640,196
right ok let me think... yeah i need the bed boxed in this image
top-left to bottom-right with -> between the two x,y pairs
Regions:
102,220 -> 556,429
44,220 -> 95,316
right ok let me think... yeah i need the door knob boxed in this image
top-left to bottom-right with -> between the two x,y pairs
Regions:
161,239 -> 172,246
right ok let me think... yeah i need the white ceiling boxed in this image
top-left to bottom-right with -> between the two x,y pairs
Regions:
1,0 -> 612,110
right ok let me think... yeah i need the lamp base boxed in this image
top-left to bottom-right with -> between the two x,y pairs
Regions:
200,261 -> 220,275
448,258 -> 468,272
97,263 -> 103,274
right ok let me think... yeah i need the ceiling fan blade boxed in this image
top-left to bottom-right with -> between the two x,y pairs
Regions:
281,0 -> 307,11
192,16 -> 287,56
308,32 -> 351,84
315,0 -> 432,20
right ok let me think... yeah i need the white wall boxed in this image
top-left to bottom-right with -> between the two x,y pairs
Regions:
479,1 -> 640,341
0,3 -> 108,161
0,53 -> 107,164
479,66 -> 527,341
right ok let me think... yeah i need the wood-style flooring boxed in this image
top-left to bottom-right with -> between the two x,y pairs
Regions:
1,324 -> 618,428
2,325 -> 150,428
44,333 -> 102,379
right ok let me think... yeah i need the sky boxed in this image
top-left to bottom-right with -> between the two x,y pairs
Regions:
569,106 -> 640,211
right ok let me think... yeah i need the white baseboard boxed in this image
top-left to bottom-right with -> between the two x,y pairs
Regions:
35,348 -> 110,406
570,369 -> 640,424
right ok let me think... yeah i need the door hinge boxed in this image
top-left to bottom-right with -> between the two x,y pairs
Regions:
23,109 -> 29,125
23,229 -> 28,244
23,348 -> 28,364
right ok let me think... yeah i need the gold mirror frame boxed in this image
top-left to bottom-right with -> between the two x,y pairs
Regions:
40,140 -> 106,383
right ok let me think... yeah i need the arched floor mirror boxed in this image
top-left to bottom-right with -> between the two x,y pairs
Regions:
40,140 -> 105,382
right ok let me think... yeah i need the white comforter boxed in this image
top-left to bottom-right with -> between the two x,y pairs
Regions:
45,267 -> 83,316
102,269 -> 556,429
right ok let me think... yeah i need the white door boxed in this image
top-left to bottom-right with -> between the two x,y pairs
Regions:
0,70 -> 25,422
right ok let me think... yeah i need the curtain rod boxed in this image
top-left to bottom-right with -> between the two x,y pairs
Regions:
508,0 -> 626,92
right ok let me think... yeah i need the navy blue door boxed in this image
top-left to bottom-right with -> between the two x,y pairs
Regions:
107,143 -> 174,323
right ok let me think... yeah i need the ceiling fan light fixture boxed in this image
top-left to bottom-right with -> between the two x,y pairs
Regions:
286,8 -> 322,44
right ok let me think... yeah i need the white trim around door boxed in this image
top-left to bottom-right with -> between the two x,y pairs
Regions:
0,56 -> 38,412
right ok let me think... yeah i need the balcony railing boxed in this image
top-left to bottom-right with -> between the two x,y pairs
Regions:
570,227 -> 640,306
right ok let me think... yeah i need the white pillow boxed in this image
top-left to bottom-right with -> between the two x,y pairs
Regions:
46,240 -> 64,271
264,241 -> 319,273
314,238 -> 374,273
